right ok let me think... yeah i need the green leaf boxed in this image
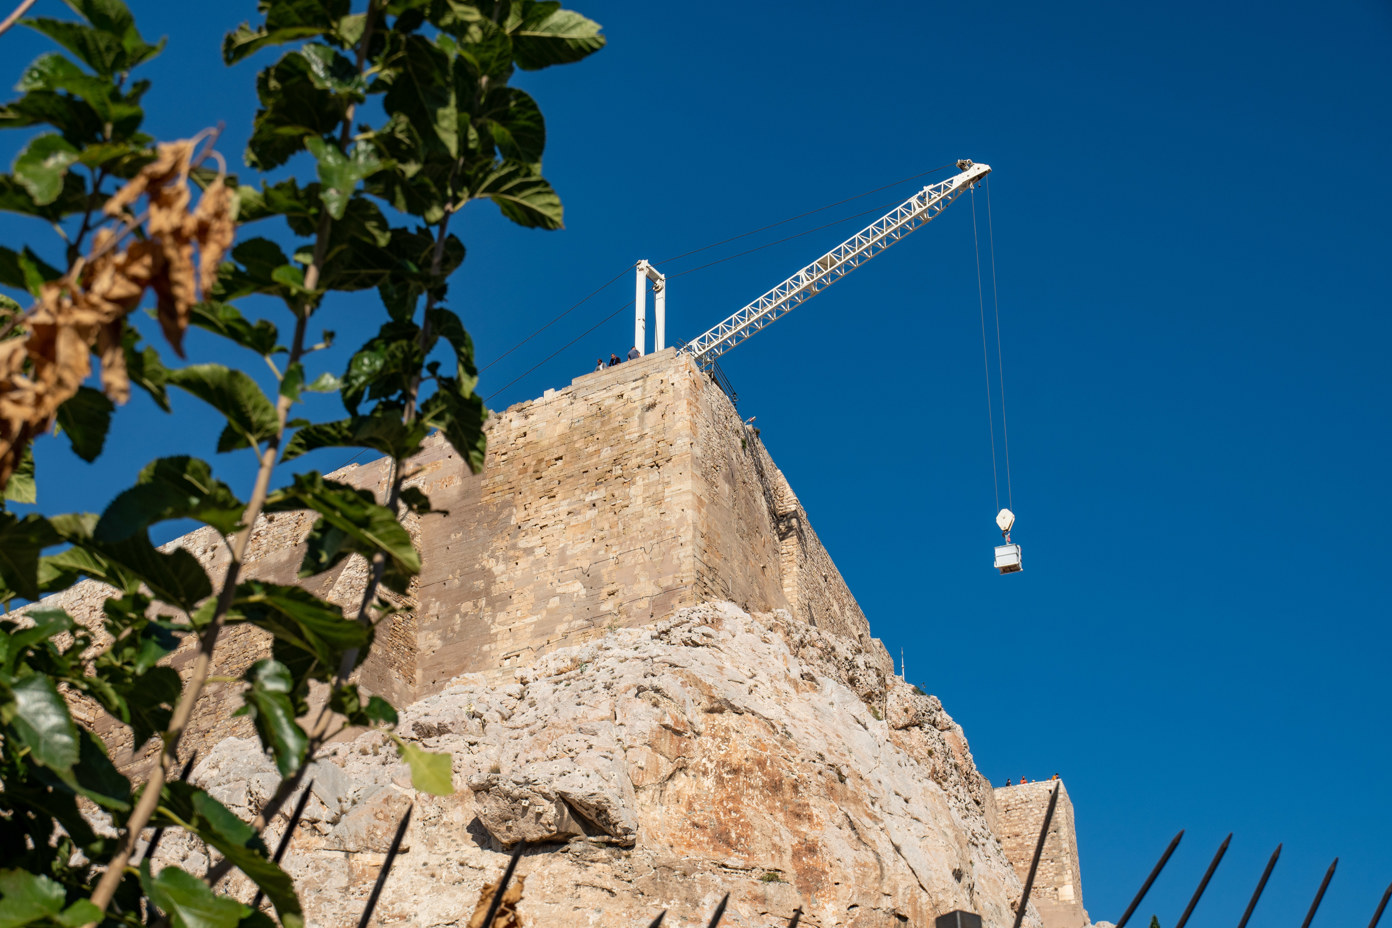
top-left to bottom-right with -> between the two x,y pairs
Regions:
0,869 -> 66,928
279,362 -> 304,402
231,581 -> 370,678
167,364 -> 279,452
54,386 -> 114,462
0,608 -> 73,675
303,371 -> 340,392
263,473 -> 419,591
380,34 -> 458,159
328,683 -> 397,728
0,512 -> 59,601
465,160 -> 563,230
142,863 -> 249,928
48,512 -> 212,610
420,383 -> 487,475
223,0 -> 351,64
190,302 -> 280,356
483,86 -> 545,167
282,411 -> 429,463
6,673 -> 80,772
237,660 -> 308,777
425,307 -> 478,388
510,2 -> 606,70
3,446 -> 36,504
304,137 -> 383,220
0,246 -> 60,296
54,899 -> 103,928
124,327 -> 171,411
11,133 -> 79,206
57,726 -> 132,812
154,782 -> 303,928
246,46 -> 357,170
395,739 -> 453,796
95,456 -> 245,541
340,320 -> 423,411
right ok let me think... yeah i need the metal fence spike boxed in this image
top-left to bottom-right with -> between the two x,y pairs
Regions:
1298,858 -> 1338,928
251,778 -> 315,910
355,805 -> 413,928
645,910 -> 666,928
1173,832 -> 1230,928
1115,829 -> 1185,928
787,906 -> 803,928
1011,784 -> 1060,928
706,893 -> 730,928
1234,843 -> 1281,928
477,840 -> 527,928
1367,881 -> 1392,928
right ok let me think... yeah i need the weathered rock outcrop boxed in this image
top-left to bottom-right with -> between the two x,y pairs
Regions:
155,604 -> 1042,927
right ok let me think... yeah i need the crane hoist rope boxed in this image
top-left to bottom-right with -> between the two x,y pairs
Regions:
628,158 -> 1023,575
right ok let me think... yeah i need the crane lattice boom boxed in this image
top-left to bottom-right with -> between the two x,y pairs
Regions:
681,161 -> 991,369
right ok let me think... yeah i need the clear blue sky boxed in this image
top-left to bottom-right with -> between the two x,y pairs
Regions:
3,0 -> 1390,924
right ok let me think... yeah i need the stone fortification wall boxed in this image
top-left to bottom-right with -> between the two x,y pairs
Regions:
41,349 -> 875,769
993,781 -> 1089,928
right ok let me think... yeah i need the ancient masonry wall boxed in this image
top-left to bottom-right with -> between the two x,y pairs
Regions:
45,349 -> 874,769
993,781 -> 1090,928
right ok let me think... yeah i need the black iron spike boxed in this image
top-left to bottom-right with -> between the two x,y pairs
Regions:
1298,858 -> 1338,928
1011,783 -> 1061,928
355,805 -> 413,928
706,893 -> 730,928
1172,832 -> 1231,928
251,779 -> 315,910
1234,843 -> 1281,928
787,906 -> 803,928
645,911 -> 666,928
1368,881 -> 1392,928
1114,829 -> 1185,928
139,752 -> 199,865
477,840 -> 528,928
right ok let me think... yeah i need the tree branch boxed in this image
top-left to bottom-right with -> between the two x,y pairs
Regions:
0,0 -> 38,38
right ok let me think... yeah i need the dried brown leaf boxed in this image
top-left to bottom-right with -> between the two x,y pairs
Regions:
104,140 -> 194,218
467,875 -> 525,928
192,178 -> 234,299
1,135 -> 236,483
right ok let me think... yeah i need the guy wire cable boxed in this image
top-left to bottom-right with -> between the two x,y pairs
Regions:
479,262 -> 635,373
485,298 -> 636,402
971,184 -> 1002,513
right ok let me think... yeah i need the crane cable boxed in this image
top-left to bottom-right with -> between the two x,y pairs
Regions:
969,185 -> 1001,514
987,177 -> 1013,511
970,180 -> 1014,514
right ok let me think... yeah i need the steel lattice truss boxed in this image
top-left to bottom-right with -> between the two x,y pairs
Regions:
681,162 -> 991,369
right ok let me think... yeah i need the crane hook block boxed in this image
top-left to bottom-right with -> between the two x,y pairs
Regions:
994,508 -> 1021,574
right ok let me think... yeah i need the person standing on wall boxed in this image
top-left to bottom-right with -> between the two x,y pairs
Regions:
609,353 -> 621,367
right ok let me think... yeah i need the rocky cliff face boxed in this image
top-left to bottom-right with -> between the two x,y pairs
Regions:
158,603 -> 1043,928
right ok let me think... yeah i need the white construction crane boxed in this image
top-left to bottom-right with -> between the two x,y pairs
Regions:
677,159 -> 990,369
630,159 -> 1020,574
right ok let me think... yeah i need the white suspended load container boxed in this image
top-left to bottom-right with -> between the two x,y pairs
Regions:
994,543 -> 1022,574
994,508 -> 1022,574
